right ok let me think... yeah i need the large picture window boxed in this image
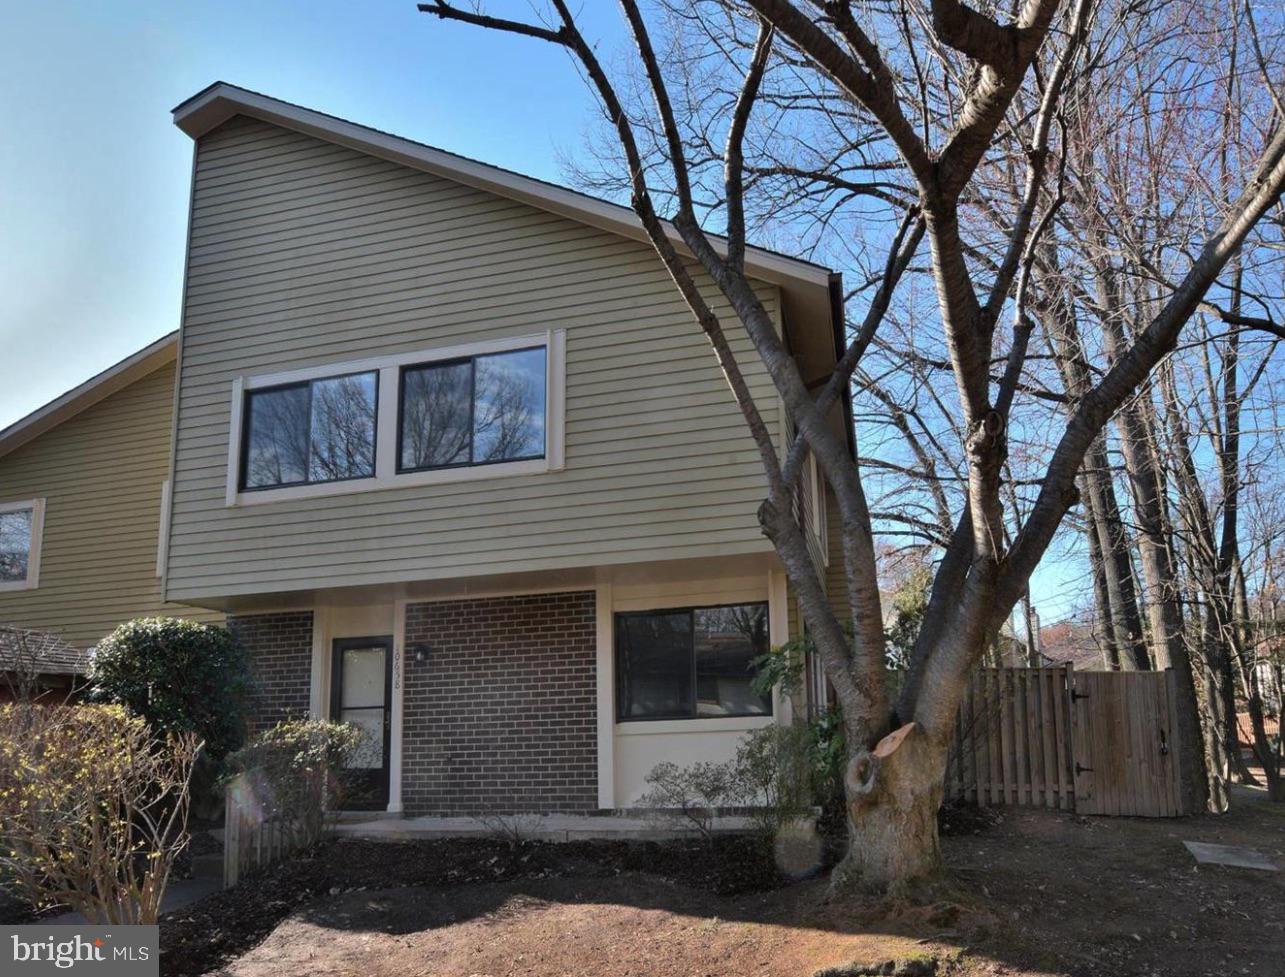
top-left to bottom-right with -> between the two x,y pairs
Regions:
398,346 -> 546,472
615,602 -> 771,721
0,499 -> 44,591
241,371 -> 377,490
226,332 -> 563,505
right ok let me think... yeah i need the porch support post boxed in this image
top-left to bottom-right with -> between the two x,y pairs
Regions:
388,598 -> 407,814
595,581 -> 615,809
308,604 -> 330,718
768,569 -> 791,724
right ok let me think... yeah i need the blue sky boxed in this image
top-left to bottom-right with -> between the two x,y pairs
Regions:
0,0 -> 624,430
0,1 -> 1083,626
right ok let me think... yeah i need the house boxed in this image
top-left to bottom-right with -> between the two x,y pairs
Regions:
0,335 -> 223,650
6,80 -> 849,817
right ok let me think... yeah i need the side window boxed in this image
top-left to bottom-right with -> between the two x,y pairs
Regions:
0,499 -> 45,591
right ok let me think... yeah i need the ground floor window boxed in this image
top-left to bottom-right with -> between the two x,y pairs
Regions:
615,602 -> 771,721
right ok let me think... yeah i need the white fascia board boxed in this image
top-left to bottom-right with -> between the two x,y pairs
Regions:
0,333 -> 177,462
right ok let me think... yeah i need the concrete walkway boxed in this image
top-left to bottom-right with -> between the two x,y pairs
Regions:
43,877 -> 222,925
333,812 -> 755,843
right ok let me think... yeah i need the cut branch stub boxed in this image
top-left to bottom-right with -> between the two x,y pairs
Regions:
839,722 -> 946,889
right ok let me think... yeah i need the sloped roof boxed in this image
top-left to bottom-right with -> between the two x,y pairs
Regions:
0,626 -> 90,676
0,332 -> 177,462
173,83 -> 833,288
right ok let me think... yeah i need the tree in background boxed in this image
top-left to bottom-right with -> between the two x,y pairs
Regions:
420,0 -> 1285,888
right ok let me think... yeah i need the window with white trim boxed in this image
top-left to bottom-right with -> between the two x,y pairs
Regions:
615,602 -> 772,721
226,332 -> 565,505
398,346 -> 546,472
241,370 -> 378,490
0,499 -> 45,591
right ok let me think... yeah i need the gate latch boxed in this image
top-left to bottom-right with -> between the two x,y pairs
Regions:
1075,761 -> 1094,775
1070,688 -> 1090,702
1159,727 -> 1169,756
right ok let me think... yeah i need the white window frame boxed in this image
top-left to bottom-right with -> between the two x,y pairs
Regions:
225,330 -> 567,507
0,498 -> 46,592
156,480 -> 172,578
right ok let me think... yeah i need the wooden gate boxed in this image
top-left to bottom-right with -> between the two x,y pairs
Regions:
948,666 -> 1076,810
1068,669 -> 1184,817
947,665 -> 1186,817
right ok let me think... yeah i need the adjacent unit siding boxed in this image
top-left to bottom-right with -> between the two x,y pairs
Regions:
401,591 -> 597,814
166,116 -> 781,602
0,361 -> 221,648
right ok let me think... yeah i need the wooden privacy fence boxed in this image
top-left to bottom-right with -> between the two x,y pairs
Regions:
223,769 -> 326,888
946,665 -> 1186,817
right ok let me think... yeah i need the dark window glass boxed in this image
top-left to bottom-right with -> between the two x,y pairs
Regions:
244,385 -> 310,488
474,347 -> 546,462
615,603 -> 771,721
242,372 -> 376,490
399,360 -> 472,470
0,507 -> 33,583
398,346 -> 546,472
616,611 -> 693,720
310,374 -> 378,481
694,604 -> 771,717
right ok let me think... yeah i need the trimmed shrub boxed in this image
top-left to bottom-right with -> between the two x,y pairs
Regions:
88,618 -> 248,763
223,718 -> 363,844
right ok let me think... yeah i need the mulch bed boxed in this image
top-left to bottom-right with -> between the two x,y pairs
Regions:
159,834 -> 786,977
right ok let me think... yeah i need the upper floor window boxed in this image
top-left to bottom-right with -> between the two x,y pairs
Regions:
615,602 -> 771,721
0,499 -> 45,591
225,331 -> 565,506
241,371 -> 378,490
399,347 -> 546,472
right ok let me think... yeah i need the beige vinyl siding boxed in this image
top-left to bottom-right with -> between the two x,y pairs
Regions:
0,361 -> 222,648
167,116 -> 782,601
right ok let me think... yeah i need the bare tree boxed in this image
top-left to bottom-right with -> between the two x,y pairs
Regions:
418,0 -> 1285,888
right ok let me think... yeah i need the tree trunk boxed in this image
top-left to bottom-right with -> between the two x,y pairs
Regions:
1033,261 -> 1148,671
1083,438 -> 1149,669
1111,397 -> 1210,810
834,723 -> 945,891
1084,505 -> 1123,669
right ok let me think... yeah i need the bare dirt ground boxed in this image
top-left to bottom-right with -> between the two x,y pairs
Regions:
166,786 -> 1285,977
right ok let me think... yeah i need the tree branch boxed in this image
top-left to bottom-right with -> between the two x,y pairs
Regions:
725,20 -> 774,273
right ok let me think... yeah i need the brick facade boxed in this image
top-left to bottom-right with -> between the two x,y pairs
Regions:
402,591 -> 597,815
229,611 -> 314,734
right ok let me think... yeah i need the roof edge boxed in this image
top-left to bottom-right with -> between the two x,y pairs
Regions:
171,82 -> 834,292
0,333 -> 178,462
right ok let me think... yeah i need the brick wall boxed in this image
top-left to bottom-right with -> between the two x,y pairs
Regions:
402,591 -> 596,815
228,611 -> 314,734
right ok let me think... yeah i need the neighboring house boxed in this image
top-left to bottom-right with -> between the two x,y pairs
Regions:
0,336 -> 223,650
